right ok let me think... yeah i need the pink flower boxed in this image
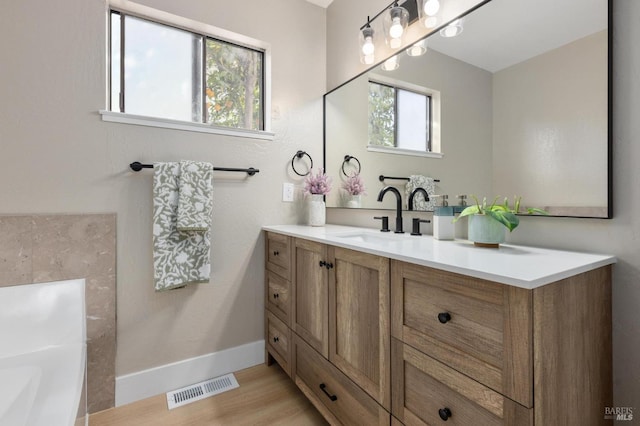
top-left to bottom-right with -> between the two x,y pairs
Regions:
304,168 -> 332,195
342,173 -> 366,196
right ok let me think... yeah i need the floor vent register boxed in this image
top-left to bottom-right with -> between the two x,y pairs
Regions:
166,373 -> 239,410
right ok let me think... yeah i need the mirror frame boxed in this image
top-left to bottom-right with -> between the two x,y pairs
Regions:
323,0 -> 612,219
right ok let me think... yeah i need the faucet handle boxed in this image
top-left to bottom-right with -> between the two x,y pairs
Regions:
374,216 -> 390,232
411,218 -> 431,236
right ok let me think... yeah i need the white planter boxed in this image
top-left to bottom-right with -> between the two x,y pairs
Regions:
308,194 -> 326,226
468,214 -> 506,247
345,194 -> 361,208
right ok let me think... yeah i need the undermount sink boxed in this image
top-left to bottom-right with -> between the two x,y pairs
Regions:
331,231 -> 405,245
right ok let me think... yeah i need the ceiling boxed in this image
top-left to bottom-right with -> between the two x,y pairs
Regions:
427,0 -> 607,72
304,0 -> 334,7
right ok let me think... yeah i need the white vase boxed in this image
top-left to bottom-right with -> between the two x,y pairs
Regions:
345,194 -> 361,208
308,194 -> 326,226
468,214 -> 506,247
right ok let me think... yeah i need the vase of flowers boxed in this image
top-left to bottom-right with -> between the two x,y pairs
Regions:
342,173 -> 366,208
304,168 -> 332,226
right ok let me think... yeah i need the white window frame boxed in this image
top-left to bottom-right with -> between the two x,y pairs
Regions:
100,0 -> 273,140
367,73 -> 442,158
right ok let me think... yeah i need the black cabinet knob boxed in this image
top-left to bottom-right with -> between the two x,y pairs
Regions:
273,293 -> 279,299
438,312 -> 452,324
273,336 -> 279,343
273,250 -> 279,256
438,407 -> 452,421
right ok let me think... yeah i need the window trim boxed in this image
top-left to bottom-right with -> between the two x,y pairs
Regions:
367,73 -> 441,155
103,0 -> 272,137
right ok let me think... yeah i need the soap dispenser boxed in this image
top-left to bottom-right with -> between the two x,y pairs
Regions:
433,195 -> 455,240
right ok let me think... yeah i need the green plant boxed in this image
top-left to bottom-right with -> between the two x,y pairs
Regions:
454,196 -> 548,232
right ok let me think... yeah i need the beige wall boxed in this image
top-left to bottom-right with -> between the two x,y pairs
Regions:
493,31 -> 608,209
327,0 -> 640,410
0,0 -> 325,378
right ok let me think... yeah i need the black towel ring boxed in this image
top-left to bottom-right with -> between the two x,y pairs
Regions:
291,150 -> 313,176
341,155 -> 361,177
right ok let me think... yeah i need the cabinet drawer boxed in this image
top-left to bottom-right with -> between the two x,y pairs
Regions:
266,311 -> 291,376
266,232 -> 291,279
392,340 -> 532,426
266,270 -> 291,325
391,261 -> 532,407
293,335 -> 390,426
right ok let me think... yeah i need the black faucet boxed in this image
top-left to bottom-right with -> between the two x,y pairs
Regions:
377,186 -> 404,233
408,187 -> 430,211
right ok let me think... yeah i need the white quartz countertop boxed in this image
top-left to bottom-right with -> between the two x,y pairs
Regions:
262,224 -> 616,289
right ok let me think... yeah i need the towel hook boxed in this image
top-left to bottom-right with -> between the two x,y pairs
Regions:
341,155 -> 361,177
291,150 -> 313,176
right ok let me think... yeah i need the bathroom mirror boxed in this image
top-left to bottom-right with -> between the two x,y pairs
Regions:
324,0 -> 611,218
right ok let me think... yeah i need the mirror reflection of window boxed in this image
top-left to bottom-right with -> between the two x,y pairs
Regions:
368,80 -> 432,152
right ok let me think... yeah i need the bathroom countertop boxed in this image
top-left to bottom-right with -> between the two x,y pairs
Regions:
263,224 -> 616,289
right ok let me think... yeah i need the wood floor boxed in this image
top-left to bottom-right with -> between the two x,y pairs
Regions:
90,364 -> 328,426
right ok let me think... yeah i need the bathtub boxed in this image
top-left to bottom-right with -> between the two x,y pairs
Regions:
0,279 -> 87,426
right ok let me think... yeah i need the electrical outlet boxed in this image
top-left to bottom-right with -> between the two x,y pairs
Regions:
282,182 -> 294,202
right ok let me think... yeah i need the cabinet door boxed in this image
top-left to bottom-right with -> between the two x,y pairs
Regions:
329,246 -> 391,411
391,339 -> 532,426
266,232 -> 292,280
266,270 -> 291,325
293,238 -> 329,358
391,260 -> 533,408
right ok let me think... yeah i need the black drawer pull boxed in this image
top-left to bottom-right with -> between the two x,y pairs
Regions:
438,312 -> 452,324
438,407 -> 452,421
319,261 -> 334,269
273,293 -> 279,299
273,336 -> 279,343
319,383 -> 338,401
273,250 -> 279,256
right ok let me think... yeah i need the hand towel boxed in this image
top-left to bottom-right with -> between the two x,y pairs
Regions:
153,162 -> 210,291
405,175 -> 436,211
177,161 -> 213,232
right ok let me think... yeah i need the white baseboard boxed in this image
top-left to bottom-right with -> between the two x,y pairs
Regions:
115,340 -> 265,407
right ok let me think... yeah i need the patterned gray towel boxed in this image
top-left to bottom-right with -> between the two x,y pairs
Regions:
153,162 -> 210,291
177,161 -> 213,232
405,175 -> 436,211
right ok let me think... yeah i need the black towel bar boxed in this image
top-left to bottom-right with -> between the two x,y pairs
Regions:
379,174 -> 440,183
129,162 -> 259,176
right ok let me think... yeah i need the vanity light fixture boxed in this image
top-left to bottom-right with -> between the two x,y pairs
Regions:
406,39 -> 427,56
439,17 -> 464,37
359,17 -> 376,65
383,2 -> 409,49
381,54 -> 400,71
421,0 -> 440,28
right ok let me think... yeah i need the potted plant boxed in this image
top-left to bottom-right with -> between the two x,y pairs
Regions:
304,168 -> 332,226
341,173 -> 366,208
454,196 -> 547,247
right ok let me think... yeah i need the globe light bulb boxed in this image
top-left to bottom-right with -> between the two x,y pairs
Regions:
424,16 -> 438,28
389,17 -> 404,39
439,19 -> 463,38
390,37 -> 402,49
381,55 -> 399,71
362,36 -> 375,55
364,54 -> 375,65
423,0 -> 440,16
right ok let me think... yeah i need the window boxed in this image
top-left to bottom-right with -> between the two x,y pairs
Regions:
367,77 -> 441,156
108,9 -> 265,133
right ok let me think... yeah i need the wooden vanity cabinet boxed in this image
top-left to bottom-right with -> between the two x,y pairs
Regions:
266,235 -> 391,423
390,260 -> 612,426
264,232 -> 294,376
264,231 -> 612,426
